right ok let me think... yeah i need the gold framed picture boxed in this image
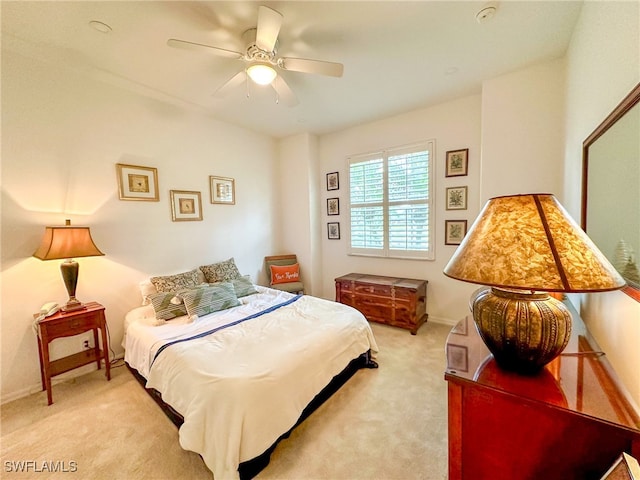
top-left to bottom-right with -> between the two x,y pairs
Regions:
116,163 -> 159,201
210,176 -> 235,205
170,190 -> 202,221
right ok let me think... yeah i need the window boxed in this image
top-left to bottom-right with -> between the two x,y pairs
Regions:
348,141 -> 434,259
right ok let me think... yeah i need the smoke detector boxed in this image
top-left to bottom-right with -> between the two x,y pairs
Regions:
476,2 -> 498,24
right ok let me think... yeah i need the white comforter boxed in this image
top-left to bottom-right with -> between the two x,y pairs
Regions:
124,287 -> 378,479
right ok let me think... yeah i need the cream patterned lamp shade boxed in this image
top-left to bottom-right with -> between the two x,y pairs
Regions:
443,194 -> 625,292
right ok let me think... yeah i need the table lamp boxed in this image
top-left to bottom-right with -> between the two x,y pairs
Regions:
33,219 -> 104,312
443,194 -> 625,374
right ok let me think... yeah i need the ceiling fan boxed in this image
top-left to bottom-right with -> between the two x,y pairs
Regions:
167,5 -> 344,106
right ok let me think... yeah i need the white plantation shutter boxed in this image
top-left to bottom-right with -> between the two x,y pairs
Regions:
348,141 -> 434,259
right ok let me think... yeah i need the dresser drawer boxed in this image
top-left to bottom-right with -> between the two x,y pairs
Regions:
394,287 -> 419,301
336,281 -> 354,295
356,303 -> 393,323
354,283 -> 392,297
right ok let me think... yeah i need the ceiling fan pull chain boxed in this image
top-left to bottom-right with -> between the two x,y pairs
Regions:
245,73 -> 250,99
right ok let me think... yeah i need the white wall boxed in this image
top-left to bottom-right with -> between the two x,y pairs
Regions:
276,133 -> 322,295
480,58 -> 566,201
317,94 -> 483,324
563,1 -> 640,404
1,49 -> 277,402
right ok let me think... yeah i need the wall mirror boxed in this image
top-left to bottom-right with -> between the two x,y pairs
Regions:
582,82 -> 640,302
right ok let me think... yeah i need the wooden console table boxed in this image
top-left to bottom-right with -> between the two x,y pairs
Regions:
335,273 -> 427,334
444,302 -> 640,479
36,302 -> 110,405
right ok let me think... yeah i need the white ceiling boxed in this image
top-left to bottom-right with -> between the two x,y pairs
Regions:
2,1 -> 583,138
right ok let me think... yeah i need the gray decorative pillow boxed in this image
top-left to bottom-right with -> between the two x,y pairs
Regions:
232,276 -> 258,298
181,282 -> 241,319
149,292 -> 188,320
199,258 -> 242,283
150,269 -> 200,293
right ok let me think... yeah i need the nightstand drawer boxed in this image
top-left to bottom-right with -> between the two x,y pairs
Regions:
43,313 -> 100,339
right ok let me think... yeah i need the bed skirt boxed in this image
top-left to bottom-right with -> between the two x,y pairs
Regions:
126,350 -> 377,479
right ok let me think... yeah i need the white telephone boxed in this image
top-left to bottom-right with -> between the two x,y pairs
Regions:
37,302 -> 60,321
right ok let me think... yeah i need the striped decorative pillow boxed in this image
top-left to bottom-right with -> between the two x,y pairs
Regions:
149,291 -> 188,320
182,282 -> 241,320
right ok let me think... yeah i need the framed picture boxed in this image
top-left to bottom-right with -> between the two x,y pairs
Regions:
445,220 -> 468,245
170,190 -> 202,221
327,197 -> 340,216
326,172 -> 339,191
210,176 -> 235,204
445,149 -> 469,177
116,163 -> 159,201
327,222 -> 340,239
451,316 -> 468,336
446,344 -> 469,372
446,186 -> 468,210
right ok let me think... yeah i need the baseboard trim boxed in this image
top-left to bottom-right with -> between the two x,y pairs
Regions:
1,352 -> 124,405
428,315 -> 459,327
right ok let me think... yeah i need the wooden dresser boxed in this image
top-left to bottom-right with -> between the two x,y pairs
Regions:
444,302 -> 640,480
335,273 -> 428,334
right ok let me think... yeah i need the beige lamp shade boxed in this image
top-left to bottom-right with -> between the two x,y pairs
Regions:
443,194 -> 625,293
33,224 -> 104,260
33,220 -> 104,312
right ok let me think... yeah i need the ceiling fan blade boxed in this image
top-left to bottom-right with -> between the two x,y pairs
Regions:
167,38 -> 243,59
272,76 -> 299,107
255,6 -> 283,52
280,57 -> 344,77
213,70 -> 247,98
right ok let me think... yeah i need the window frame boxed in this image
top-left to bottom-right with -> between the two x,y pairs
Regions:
347,140 -> 435,260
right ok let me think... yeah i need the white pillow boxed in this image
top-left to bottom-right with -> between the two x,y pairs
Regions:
139,279 -> 158,306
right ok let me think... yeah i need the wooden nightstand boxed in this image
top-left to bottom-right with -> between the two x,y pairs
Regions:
35,302 -> 110,405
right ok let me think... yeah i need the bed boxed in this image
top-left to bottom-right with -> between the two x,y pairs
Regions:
122,262 -> 379,480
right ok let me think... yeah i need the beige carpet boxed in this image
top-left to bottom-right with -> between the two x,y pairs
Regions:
0,321 -> 450,480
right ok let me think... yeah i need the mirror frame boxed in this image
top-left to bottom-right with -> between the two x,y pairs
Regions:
581,82 -> 640,302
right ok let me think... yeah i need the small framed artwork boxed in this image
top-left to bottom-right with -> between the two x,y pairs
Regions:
210,176 -> 235,204
327,197 -> 340,216
170,190 -> 203,221
445,149 -> 469,177
116,163 -> 159,201
451,316 -> 468,336
327,222 -> 340,240
326,172 -> 339,191
446,186 -> 468,210
445,220 -> 468,245
446,344 -> 469,372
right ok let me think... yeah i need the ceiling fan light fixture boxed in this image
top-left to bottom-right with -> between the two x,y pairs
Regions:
247,63 -> 277,85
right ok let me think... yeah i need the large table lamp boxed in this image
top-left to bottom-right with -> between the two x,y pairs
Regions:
33,219 -> 104,312
443,194 -> 625,374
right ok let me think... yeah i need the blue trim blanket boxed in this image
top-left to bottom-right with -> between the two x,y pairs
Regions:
124,287 -> 378,479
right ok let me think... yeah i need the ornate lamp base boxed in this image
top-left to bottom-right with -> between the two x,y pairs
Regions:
60,259 -> 86,312
471,287 -> 572,374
